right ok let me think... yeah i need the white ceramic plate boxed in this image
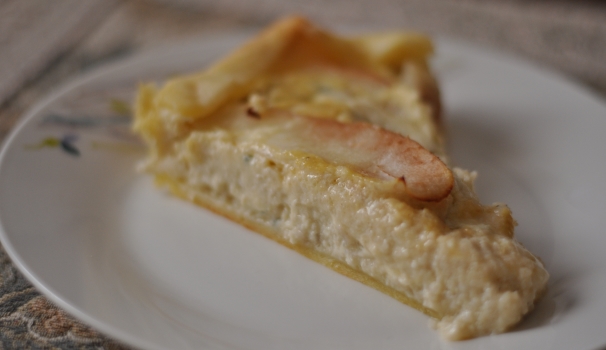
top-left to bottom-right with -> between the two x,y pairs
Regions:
1,31 -> 606,350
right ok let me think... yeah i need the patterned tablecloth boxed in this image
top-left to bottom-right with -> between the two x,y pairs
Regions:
0,0 -> 605,348
0,246 -> 127,349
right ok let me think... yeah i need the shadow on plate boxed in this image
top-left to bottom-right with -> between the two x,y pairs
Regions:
511,274 -> 578,333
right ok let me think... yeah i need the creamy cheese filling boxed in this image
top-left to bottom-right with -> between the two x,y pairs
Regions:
148,127 -> 548,340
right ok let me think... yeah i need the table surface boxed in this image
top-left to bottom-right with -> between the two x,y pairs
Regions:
0,0 -> 605,348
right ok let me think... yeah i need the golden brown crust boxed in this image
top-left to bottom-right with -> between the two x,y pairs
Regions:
351,31 -> 441,123
144,16 -> 439,122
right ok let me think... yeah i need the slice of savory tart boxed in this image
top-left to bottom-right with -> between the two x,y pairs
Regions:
133,16 -> 549,340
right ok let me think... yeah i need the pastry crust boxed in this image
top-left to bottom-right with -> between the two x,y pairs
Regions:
134,16 -> 549,340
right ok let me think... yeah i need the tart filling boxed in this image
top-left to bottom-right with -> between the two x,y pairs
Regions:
133,16 -> 549,340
